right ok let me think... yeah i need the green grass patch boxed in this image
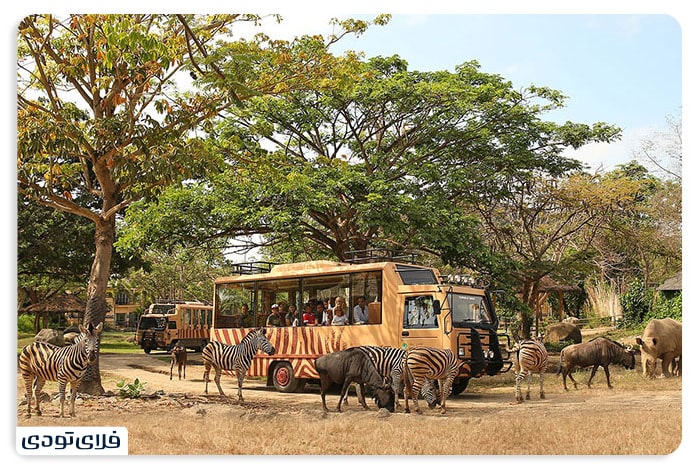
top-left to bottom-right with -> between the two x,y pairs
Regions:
17,331 -> 140,355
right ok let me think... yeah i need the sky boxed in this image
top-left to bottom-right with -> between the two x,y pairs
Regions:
235,11 -> 682,173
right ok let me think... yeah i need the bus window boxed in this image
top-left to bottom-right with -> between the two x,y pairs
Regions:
168,320 -> 177,330
403,296 -> 438,328
449,293 -> 492,326
302,274 -> 350,319
215,281 -> 255,328
350,271 -> 382,324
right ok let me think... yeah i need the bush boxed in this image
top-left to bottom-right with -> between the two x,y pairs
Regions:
544,339 -> 576,353
646,292 -> 682,322
17,314 -> 34,333
619,280 -> 650,327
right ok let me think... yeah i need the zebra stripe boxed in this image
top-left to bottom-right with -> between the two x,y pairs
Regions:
355,346 -> 438,409
402,346 -> 460,414
18,322 -> 103,418
513,339 -> 549,403
202,328 -> 276,402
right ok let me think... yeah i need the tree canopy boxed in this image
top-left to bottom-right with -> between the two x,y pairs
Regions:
119,54 -> 621,267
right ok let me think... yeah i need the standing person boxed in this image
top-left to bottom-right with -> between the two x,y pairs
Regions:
285,304 -> 299,327
317,301 -> 331,326
353,295 -> 369,324
302,303 -> 316,326
266,304 -> 283,327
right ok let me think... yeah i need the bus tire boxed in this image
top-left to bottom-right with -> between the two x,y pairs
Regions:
197,339 -> 208,352
272,362 -> 305,393
450,378 -> 470,395
143,347 -> 152,354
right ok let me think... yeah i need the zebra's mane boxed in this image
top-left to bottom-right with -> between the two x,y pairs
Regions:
240,328 -> 263,344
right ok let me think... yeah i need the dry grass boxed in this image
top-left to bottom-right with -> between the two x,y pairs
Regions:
17,359 -> 683,456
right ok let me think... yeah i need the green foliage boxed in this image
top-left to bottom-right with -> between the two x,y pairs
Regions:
17,314 -> 34,333
619,279 -> 651,326
646,292 -> 682,322
116,378 -> 147,398
544,340 -> 576,353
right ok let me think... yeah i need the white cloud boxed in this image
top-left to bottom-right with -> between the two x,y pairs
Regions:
563,125 -> 656,173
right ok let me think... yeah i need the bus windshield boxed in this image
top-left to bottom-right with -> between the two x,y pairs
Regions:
138,316 -> 167,330
449,293 -> 492,326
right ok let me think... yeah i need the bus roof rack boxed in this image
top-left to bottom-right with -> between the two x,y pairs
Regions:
230,261 -> 276,275
345,249 -> 419,265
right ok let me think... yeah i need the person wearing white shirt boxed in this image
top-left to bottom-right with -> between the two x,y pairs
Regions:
353,295 -> 369,324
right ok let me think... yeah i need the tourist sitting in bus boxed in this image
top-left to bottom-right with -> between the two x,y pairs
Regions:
331,296 -> 348,323
302,303 -> 317,326
317,301 -> 332,326
331,298 -> 349,325
266,304 -> 283,327
285,304 -> 299,327
240,303 -> 254,328
353,295 -> 369,324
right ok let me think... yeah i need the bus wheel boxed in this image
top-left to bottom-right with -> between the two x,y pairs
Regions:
272,362 -> 305,393
450,378 -> 470,395
143,347 -> 152,354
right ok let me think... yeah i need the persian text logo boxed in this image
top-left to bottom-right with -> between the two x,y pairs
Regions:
17,427 -> 128,455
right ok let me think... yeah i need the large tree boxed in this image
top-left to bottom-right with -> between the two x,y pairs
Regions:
470,171 -> 647,336
120,55 -> 620,269
17,13 -> 378,393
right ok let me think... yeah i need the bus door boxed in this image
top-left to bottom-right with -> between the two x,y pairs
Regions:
399,293 -> 442,349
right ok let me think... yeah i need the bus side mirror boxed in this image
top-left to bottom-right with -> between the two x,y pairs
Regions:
433,300 -> 441,315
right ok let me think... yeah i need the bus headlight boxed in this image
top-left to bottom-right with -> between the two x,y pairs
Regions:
458,347 -> 466,358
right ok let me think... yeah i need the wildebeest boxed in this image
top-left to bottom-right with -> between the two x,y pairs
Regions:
314,347 -> 395,413
169,340 -> 187,380
557,336 -> 635,390
635,318 -> 682,378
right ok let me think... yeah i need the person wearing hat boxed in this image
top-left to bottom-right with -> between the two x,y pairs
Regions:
266,303 -> 283,327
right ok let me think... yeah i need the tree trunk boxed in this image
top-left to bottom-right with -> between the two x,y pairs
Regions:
77,216 -> 115,395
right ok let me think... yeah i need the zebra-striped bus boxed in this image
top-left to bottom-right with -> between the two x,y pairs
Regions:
135,300 -> 213,353
212,250 -> 513,394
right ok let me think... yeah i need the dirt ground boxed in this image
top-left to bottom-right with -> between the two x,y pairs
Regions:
16,348 -> 685,457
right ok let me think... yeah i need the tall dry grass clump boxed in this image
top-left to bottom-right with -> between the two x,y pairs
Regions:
585,276 -> 622,323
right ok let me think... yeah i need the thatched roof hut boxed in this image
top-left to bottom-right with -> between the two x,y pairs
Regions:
22,293 -> 86,331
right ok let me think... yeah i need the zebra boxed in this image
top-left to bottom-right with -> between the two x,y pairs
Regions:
512,339 -> 549,403
18,322 -> 103,418
402,346 -> 460,414
202,327 -> 276,402
355,345 -> 439,409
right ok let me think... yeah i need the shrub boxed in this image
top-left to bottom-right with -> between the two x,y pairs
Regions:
17,314 -> 34,333
544,340 -> 576,353
619,280 -> 650,327
645,292 -> 682,322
